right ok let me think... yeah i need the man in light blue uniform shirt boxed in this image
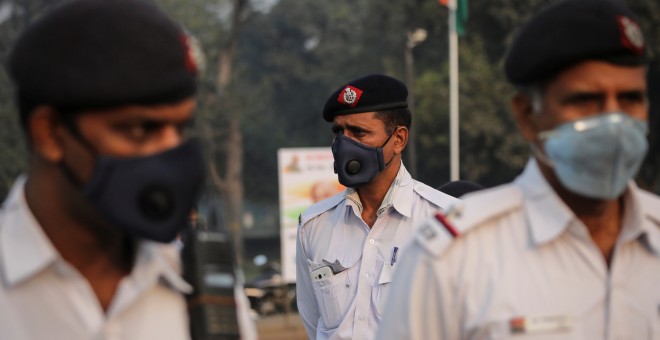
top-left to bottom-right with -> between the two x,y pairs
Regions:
378,1 -> 660,339
296,74 -> 459,340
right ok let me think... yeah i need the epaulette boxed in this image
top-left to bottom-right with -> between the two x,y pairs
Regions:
413,181 -> 461,210
298,190 -> 346,227
415,184 -> 523,258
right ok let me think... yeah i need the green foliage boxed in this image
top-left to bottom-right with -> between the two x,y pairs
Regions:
1,0 -> 659,210
0,0 -> 57,198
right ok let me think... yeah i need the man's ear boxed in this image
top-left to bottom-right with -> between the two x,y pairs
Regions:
511,93 -> 538,143
28,106 -> 65,162
393,126 -> 408,154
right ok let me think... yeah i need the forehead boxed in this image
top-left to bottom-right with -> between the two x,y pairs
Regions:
77,98 -> 196,123
546,61 -> 647,94
332,111 -> 381,127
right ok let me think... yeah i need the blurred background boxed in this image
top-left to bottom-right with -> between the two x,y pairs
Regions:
1,0 -> 659,338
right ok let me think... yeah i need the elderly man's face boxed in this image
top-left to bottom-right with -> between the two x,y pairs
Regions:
522,61 -> 648,140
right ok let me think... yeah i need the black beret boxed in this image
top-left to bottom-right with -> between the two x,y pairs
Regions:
7,0 -> 198,116
437,180 -> 484,198
505,0 -> 647,86
322,74 -> 408,122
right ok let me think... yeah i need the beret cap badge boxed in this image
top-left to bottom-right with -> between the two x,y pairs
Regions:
338,86 -> 363,107
618,16 -> 644,54
322,74 -> 408,122
181,34 -> 198,74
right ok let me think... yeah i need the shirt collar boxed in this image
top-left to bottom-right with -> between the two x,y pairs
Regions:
514,159 -> 575,246
344,162 -> 414,218
516,159 -> 658,253
630,185 -> 660,256
0,175 -> 59,287
130,241 -> 192,294
0,176 -> 191,293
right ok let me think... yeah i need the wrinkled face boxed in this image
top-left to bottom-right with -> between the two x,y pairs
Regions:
59,98 -> 196,183
516,61 -> 648,144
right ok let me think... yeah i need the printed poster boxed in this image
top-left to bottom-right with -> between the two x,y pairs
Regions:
278,148 -> 344,283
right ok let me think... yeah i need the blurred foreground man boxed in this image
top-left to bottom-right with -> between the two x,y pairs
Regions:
0,0 -> 205,338
378,0 -> 660,339
296,74 -> 459,340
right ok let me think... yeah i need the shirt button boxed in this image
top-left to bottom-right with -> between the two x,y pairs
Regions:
359,315 -> 365,321
369,239 -> 375,245
363,273 -> 369,279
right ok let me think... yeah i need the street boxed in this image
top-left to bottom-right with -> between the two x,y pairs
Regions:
255,312 -> 307,340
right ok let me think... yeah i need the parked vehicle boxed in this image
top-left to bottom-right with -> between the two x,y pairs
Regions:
244,257 -> 297,316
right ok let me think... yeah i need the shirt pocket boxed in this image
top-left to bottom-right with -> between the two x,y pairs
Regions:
309,262 -> 358,330
374,263 -> 394,317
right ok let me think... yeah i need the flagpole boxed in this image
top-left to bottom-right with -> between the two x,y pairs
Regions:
449,0 -> 460,181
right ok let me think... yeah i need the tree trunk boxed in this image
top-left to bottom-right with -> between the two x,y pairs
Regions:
208,0 -> 249,265
222,117 -> 244,264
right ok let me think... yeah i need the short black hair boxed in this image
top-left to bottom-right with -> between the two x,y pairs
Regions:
374,107 -> 411,135
17,91 -> 35,130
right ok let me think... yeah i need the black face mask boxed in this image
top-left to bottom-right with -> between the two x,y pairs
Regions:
60,119 -> 205,243
331,131 -> 396,188
82,140 -> 205,243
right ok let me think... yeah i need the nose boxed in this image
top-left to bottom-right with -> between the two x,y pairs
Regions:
162,125 -> 183,149
145,125 -> 182,155
603,93 -> 621,113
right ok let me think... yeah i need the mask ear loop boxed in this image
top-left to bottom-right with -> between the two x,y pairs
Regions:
532,129 -> 556,168
57,112 -> 99,189
381,126 -> 400,168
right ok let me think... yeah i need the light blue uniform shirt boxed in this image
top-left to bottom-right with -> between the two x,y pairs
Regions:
0,176 -> 192,340
296,163 -> 459,340
378,160 -> 660,340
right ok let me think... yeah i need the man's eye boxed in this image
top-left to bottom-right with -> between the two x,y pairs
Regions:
117,121 -> 161,140
119,125 -> 145,139
619,92 -> 644,103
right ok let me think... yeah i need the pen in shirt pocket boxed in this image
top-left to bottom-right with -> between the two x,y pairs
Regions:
390,246 -> 399,266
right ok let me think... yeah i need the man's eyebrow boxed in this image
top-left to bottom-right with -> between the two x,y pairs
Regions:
617,89 -> 646,98
560,91 -> 604,103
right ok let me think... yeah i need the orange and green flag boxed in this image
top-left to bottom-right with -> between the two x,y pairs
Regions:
439,0 -> 468,36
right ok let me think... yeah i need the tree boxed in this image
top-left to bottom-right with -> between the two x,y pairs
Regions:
0,0 -> 57,198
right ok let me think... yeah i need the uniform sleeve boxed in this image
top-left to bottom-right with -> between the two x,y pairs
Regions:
376,241 -> 461,340
296,223 -> 320,339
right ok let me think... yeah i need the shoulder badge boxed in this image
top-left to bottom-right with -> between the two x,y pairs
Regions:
414,183 -> 522,258
414,207 -> 462,258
